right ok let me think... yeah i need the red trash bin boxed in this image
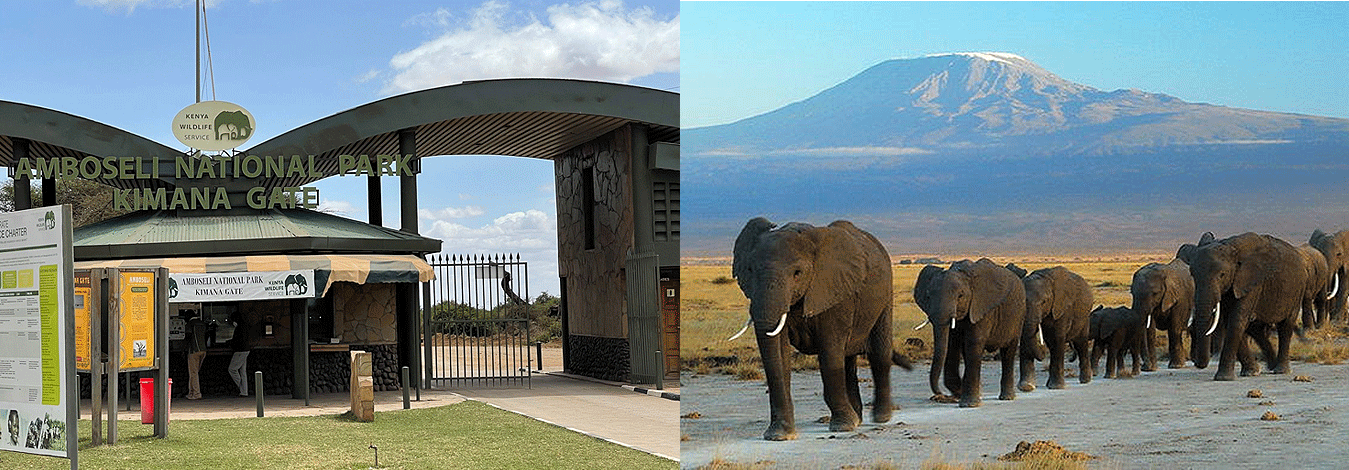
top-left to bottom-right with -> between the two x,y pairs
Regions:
139,378 -> 172,424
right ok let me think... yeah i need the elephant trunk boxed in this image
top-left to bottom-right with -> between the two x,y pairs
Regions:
1190,293 -> 1221,369
929,314 -> 950,396
748,282 -> 793,337
754,327 -> 795,440
1020,307 -> 1045,362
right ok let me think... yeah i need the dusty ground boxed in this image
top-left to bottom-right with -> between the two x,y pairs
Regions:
680,360 -> 1349,469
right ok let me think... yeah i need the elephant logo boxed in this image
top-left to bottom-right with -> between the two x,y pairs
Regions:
168,278 -> 179,299
214,110 -> 253,141
285,274 -> 309,296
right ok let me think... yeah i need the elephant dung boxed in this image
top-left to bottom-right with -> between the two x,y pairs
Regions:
1293,375 -> 1314,382
1247,389 -> 1264,398
929,394 -> 959,404
1261,411 -> 1280,421
681,412 -> 703,419
998,440 -> 1097,462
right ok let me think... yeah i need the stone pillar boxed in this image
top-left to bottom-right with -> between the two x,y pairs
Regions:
349,351 -> 374,422
12,138 -> 31,210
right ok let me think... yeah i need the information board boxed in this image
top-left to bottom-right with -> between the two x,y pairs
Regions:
73,272 -> 90,371
118,271 -> 156,370
0,206 -> 76,461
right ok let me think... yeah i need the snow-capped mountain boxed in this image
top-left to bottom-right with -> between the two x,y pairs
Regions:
683,53 -> 1349,256
689,52 -> 1349,156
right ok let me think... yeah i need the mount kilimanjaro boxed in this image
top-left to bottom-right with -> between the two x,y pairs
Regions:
684,53 -> 1349,256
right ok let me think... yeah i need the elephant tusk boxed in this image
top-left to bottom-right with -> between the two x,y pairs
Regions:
1145,315 -> 1152,329
1186,313 -> 1194,328
1328,272 -> 1340,300
913,319 -> 930,330
1036,328 -> 1044,345
950,317 -> 957,330
727,320 -> 752,341
1205,303 -> 1221,337
766,313 -> 789,337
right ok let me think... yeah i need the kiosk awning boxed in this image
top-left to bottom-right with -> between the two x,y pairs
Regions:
74,253 -> 434,298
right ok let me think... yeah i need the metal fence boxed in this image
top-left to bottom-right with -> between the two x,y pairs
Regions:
424,253 -> 531,388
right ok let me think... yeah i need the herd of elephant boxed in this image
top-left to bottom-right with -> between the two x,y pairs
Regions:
729,216 -> 1349,441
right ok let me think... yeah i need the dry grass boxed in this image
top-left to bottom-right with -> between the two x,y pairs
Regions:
1290,325 -> 1349,364
682,260 -> 1158,378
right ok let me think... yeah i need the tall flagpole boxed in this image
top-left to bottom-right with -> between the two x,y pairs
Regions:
195,0 -> 201,103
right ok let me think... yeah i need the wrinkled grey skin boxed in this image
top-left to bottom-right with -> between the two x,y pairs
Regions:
1189,233 -> 1307,381
913,259 -> 1025,408
1309,229 -> 1349,326
1017,267 -> 1094,391
1088,306 -> 1145,378
733,218 -> 912,441
1131,259 -> 1195,370
1295,244 -> 1330,330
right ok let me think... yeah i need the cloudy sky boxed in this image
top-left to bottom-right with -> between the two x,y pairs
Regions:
1,0 -> 679,296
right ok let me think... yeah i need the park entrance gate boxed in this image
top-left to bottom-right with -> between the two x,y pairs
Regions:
424,254 -> 532,388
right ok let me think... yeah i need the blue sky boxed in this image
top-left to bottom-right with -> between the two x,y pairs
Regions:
683,2 -> 1349,128
1,0 -> 679,297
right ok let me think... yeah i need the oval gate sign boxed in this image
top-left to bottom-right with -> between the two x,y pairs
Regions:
171,100 -> 256,151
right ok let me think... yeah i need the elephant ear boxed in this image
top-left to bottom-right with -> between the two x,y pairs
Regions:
732,217 -> 776,294
1049,273 -> 1073,320
803,225 -> 867,317
968,261 -> 1015,324
914,265 -> 944,314
1199,231 -> 1216,245
1232,238 -> 1275,299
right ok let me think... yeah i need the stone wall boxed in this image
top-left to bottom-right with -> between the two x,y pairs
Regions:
333,282 -> 398,344
554,126 -> 633,340
567,334 -> 630,382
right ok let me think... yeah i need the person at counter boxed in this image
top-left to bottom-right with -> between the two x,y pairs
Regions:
227,312 -> 253,397
183,310 -> 207,400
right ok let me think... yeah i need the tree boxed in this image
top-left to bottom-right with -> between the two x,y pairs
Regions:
0,178 -> 134,227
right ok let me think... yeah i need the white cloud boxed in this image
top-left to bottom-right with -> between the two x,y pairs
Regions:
422,209 -> 555,252
458,193 -> 474,200
769,146 -> 933,157
318,199 -> 358,216
383,0 -> 679,94
418,206 -> 486,220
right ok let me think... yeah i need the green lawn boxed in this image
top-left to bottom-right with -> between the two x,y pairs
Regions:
0,401 -> 674,469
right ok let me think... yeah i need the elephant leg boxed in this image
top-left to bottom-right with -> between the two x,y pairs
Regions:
998,344 -> 1017,401
1130,334 -> 1142,377
1167,325 -> 1186,369
756,332 -> 796,440
943,327 -> 964,397
1074,339 -> 1092,383
845,355 -> 863,420
1142,322 -> 1159,372
1247,322 -> 1278,372
1017,345 -> 1037,393
958,331 -> 984,408
1272,319 -> 1294,374
818,348 -> 859,432
1046,326 -> 1067,389
866,324 -> 893,423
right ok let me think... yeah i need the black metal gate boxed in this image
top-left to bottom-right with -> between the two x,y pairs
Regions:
424,254 -> 532,388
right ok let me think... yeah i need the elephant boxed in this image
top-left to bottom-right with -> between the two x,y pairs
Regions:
285,273 -> 309,296
214,110 -> 253,140
1175,231 -> 1216,265
1130,258 -> 1195,370
1294,243 -> 1330,330
1309,229 -> 1348,326
1189,233 -> 1307,381
913,258 -> 1025,407
1088,306 -> 1145,378
731,217 -> 913,441
1016,266 -> 1094,391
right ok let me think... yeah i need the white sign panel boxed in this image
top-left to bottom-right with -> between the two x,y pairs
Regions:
168,270 -> 315,303
171,100 -> 257,151
0,206 -> 76,460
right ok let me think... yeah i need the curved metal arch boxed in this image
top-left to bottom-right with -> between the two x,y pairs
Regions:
0,100 -> 183,189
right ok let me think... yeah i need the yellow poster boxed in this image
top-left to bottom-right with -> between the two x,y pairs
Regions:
119,271 -> 156,370
74,272 -> 91,372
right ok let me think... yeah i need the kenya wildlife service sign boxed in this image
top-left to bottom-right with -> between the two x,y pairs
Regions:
171,100 -> 256,151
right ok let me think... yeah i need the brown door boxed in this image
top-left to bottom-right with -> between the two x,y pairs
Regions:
659,267 -> 679,380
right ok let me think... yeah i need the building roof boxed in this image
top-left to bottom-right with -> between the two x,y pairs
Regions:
1,78 -> 679,190
74,209 -> 441,261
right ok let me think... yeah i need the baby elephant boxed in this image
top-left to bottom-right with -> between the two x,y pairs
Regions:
1089,306 -> 1145,378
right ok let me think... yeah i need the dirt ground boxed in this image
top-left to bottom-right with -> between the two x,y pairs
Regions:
680,360 -> 1349,469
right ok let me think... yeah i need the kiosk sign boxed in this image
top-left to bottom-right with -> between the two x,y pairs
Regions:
171,100 -> 256,151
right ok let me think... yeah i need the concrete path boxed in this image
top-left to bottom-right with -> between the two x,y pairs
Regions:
79,372 -> 679,461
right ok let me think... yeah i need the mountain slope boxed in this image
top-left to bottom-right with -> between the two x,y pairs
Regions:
689,53 -> 1349,156
684,53 -> 1349,256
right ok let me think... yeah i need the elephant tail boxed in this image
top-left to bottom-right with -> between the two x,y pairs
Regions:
891,350 -> 914,371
